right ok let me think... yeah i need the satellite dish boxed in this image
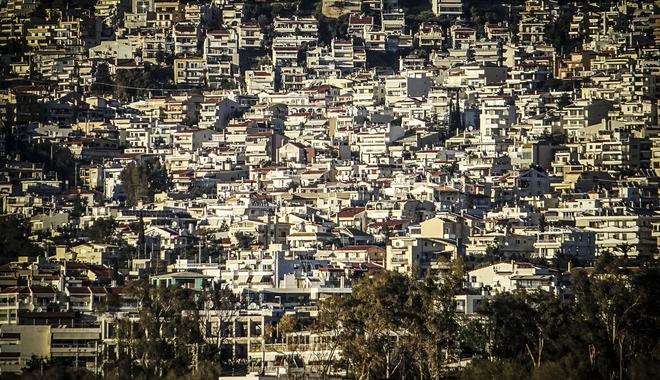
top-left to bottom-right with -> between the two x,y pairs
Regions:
27,303 -> 35,311
468,126 -> 474,132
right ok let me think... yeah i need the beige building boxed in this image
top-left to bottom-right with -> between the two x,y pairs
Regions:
386,236 -> 457,277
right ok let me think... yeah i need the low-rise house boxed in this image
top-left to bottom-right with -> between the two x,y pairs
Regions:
467,261 -> 558,294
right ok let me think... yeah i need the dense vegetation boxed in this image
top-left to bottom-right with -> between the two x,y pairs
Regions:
319,253 -> 660,380
119,159 -> 170,207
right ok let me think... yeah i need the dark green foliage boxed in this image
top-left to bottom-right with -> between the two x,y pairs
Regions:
0,215 -> 44,264
70,194 -> 86,217
539,130 -> 567,145
14,355 -> 95,380
316,13 -> 350,46
366,50 -> 408,70
556,93 -> 572,110
545,13 -> 580,54
99,279 -> 240,379
318,261 -> 466,380
21,142 -> 78,186
478,292 -> 538,360
113,279 -> 204,378
119,159 -> 170,207
90,62 -> 114,95
234,231 -> 255,249
87,217 -> 118,244
543,78 -> 576,92
466,254 -> 660,380
0,37 -> 31,56
187,185 -> 215,198
29,0 -> 97,18
113,64 -> 173,100
461,359 -> 528,380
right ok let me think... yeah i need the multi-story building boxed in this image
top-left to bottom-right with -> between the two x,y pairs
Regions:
173,23 -> 200,55
575,207 -> 659,258
432,0 -> 463,17
479,95 -> 517,137
518,17 -> 545,45
237,21 -> 262,49
416,23 -> 444,48
174,57 -> 206,87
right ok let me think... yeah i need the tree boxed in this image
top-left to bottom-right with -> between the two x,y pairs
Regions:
234,232 -> 255,249
544,13 -> 579,54
556,93 -> 572,110
188,185 -> 216,198
408,259 -> 466,380
310,296 -> 345,380
21,142 -> 78,187
270,314 -> 311,375
196,285 -> 243,362
614,242 -> 633,258
0,215 -> 44,264
120,159 -> 170,207
333,271 -> 412,380
460,359 -> 528,380
111,279 -> 206,379
87,217 -> 118,244
71,194 -> 86,217
570,253 -> 660,380
324,261 -> 466,380
478,291 -> 540,362
538,214 -> 547,233
91,61 -> 114,95
20,354 -> 95,380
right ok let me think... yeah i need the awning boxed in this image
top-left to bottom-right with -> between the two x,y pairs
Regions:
251,275 -> 263,284
236,275 -> 249,284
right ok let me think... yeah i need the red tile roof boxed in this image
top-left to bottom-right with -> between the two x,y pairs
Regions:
336,207 -> 365,218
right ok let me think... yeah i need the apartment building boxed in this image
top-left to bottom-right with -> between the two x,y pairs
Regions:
174,56 -> 206,87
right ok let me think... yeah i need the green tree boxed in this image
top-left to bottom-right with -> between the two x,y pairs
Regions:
70,194 -> 86,217
460,359 -> 528,380
188,185 -> 216,198
570,253 -> 660,380
111,279 -> 206,379
310,296 -> 345,380
234,231 -> 255,249
20,354 -> 95,380
119,159 -> 170,207
538,214 -> 547,233
87,217 -> 118,244
556,93 -> 572,110
333,271 -> 412,380
0,215 -> 44,264
545,13 -> 579,54
409,260 -> 466,379
21,142 -> 78,187
478,291 -> 540,362
91,61 -> 114,95
323,261 -> 466,380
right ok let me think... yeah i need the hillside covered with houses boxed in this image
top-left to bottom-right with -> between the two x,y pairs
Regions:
1,0 -> 660,379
